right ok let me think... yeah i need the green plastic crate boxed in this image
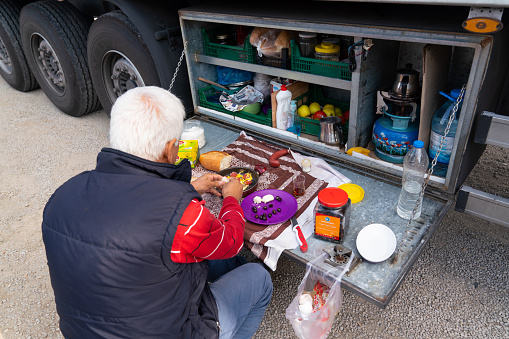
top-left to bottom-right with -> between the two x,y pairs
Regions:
290,40 -> 352,81
202,28 -> 256,64
295,86 -> 349,141
197,86 -> 272,127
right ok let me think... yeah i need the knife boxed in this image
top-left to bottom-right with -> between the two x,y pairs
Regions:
291,216 -> 308,253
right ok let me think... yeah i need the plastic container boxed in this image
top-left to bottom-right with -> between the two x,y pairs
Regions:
428,89 -> 463,177
197,86 -> 272,126
276,84 -> 292,130
290,40 -> 351,80
314,187 -> 351,243
298,32 -> 318,58
285,100 -> 297,131
201,28 -> 256,64
397,140 -> 429,220
314,42 -> 340,62
181,120 -> 206,149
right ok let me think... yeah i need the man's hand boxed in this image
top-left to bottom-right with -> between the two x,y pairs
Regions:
221,177 -> 243,201
191,173 -> 225,196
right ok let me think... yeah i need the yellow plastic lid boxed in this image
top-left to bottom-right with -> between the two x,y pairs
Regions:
338,183 -> 365,204
347,147 -> 370,156
315,42 -> 340,54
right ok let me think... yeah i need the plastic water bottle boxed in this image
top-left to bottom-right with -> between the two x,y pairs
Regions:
286,100 -> 297,130
428,89 -> 463,177
276,84 -> 292,130
397,140 -> 429,220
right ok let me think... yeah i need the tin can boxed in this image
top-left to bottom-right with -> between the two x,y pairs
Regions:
314,187 -> 351,243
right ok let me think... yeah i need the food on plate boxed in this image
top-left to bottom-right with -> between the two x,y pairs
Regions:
225,170 -> 253,191
261,194 -> 274,203
269,148 -> 289,167
199,151 -> 232,171
253,196 -> 262,204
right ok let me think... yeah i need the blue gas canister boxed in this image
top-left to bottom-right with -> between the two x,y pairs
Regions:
428,89 -> 463,177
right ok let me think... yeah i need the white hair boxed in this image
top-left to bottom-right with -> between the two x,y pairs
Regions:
109,86 -> 186,161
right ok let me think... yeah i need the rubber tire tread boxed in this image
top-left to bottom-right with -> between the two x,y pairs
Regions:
0,0 -> 38,91
20,0 -> 100,116
87,11 -> 160,115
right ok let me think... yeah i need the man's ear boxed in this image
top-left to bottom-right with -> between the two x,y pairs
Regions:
163,138 -> 179,164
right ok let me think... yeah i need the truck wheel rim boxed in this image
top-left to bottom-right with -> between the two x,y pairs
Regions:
31,33 -> 65,96
102,50 -> 145,101
0,37 -> 12,75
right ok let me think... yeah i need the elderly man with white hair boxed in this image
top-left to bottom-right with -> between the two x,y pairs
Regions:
42,86 -> 273,339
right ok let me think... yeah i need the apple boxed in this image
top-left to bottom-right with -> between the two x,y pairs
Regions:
312,111 -> 327,119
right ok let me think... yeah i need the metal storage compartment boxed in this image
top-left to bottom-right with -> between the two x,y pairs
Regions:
178,2 -> 502,307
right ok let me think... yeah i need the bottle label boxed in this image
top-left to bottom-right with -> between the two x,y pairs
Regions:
315,213 -> 341,241
429,130 -> 453,164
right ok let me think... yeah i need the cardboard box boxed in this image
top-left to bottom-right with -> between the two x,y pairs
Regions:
176,140 -> 199,168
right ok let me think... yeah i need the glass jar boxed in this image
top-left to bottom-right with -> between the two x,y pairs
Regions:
314,42 -> 340,62
216,34 -> 230,45
298,32 -> 318,58
314,187 -> 351,243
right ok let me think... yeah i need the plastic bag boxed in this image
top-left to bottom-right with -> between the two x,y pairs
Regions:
216,66 -> 253,85
285,252 -> 354,339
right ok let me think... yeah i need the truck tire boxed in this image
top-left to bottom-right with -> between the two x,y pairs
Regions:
0,0 -> 37,91
87,11 -> 160,115
20,1 -> 100,117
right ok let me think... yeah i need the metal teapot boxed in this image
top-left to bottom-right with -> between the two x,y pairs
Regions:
391,63 -> 421,99
319,116 -> 344,146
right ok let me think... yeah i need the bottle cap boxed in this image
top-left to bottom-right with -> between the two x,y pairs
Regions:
338,183 -> 365,204
413,140 -> 424,148
280,84 -> 287,91
315,42 -> 340,54
450,89 -> 462,99
318,187 -> 349,208
299,32 -> 317,38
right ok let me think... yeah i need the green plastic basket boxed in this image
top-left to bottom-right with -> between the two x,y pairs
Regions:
202,28 -> 256,64
197,86 -> 272,127
290,40 -> 352,81
296,86 -> 349,141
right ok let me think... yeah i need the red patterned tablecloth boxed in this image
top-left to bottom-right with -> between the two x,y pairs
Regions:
192,133 -> 327,264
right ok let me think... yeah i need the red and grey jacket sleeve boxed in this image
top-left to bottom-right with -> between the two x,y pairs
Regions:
171,197 -> 245,263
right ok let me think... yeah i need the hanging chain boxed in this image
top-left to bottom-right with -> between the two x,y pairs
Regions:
168,40 -> 189,92
393,84 -> 466,263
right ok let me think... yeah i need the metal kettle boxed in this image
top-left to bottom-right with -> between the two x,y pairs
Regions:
391,63 -> 421,98
319,116 -> 344,146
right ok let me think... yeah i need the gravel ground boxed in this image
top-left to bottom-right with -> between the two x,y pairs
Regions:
0,78 -> 508,338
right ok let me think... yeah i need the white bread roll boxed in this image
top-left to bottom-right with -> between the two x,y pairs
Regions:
199,151 -> 232,172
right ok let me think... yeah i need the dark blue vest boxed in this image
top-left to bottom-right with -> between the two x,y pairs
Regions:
42,148 -> 219,338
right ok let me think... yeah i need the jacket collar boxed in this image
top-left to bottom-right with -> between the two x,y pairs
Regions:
95,148 -> 192,182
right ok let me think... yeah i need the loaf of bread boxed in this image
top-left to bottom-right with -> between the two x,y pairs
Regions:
275,30 -> 296,56
199,151 -> 233,172
250,27 -> 270,46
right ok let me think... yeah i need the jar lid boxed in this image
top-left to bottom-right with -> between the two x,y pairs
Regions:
322,38 -> 340,45
315,42 -> 340,54
318,187 -> 348,208
299,32 -> 317,38
338,183 -> 364,204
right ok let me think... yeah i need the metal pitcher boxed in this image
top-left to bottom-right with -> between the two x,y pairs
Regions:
319,116 -> 344,146
391,63 -> 420,98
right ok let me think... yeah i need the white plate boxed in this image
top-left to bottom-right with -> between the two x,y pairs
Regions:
356,223 -> 397,263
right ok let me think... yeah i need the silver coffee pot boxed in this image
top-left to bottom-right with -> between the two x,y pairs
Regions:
319,116 -> 344,146
391,63 -> 420,99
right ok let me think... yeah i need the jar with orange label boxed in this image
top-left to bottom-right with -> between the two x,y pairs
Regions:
313,187 -> 351,243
